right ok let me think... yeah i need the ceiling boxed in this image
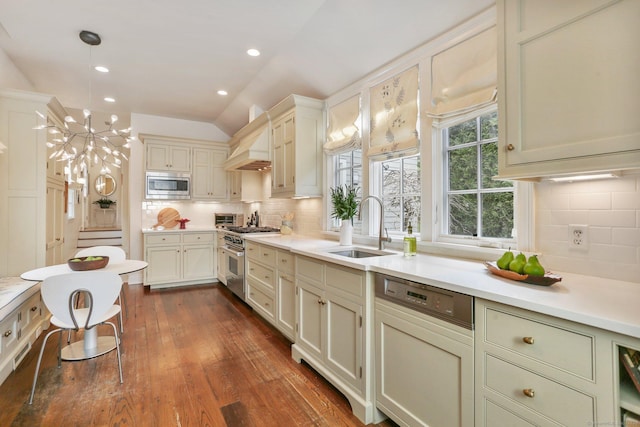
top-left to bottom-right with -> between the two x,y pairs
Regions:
0,0 -> 494,137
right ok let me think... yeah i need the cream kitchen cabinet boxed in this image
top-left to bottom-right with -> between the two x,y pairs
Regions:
0,90 -> 67,277
192,146 -> 228,200
142,136 -> 191,172
216,232 -> 227,285
293,255 -> 381,425
144,231 -> 216,289
229,171 -> 265,202
497,0 -> 640,180
245,241 -> 295,341
269,95 -> 324,198
475,299 -> 616,426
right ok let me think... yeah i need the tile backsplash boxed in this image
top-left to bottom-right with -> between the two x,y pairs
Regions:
535,171 -> 640,283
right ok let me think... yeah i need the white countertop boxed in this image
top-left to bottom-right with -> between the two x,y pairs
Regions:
142,227 -> 218,234
245,234 -> 640,340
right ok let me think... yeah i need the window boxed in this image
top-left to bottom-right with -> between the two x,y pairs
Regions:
333,149 -> 362,230
442,110 -> 514,241
381,154 -> 421,234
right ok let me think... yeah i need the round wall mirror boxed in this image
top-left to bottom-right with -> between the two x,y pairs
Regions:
95,174 -> 117,196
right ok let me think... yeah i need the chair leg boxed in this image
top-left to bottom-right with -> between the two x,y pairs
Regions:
121,284 -> 128,318
106,321 -> 123,384
29,328 -> 62,404
117,295 -> 124,335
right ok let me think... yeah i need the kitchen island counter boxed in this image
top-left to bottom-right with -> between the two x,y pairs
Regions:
244,234 -> 640,340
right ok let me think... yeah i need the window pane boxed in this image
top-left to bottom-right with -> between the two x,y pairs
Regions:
404,195 -> 421,232
480,111 -> 498,140
448,118 -> 477,146
448,193 -> 477,236
352,149 -> 362,167
384,196 -> 402,231
382,159 -> 401,196
337,152 -> 353,169
481,192 -> 514,238
481,142 -> 512,189
449,146 -> 477,191
402,156 -> 421,194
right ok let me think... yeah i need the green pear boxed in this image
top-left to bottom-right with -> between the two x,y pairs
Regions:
509,253 -> 526,274
496,251 -> 514,270
524,255 -> 545,276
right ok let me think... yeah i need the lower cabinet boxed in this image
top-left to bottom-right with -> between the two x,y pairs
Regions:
292,255 -> 382,425
1,290 -> 50,386
375,297 -> 474,427
475,299 -> 617,427
245,241 -> 296,341
144,231 -> 215,289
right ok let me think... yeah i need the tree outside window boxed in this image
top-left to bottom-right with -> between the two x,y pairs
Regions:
444,110 -> 514,239
382,154 -> 421,233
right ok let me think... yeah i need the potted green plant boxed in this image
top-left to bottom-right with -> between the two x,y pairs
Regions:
93,198 -> 116,209
330,184 -> 359,245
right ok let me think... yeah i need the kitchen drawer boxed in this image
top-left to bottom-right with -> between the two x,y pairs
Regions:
484,354 -> 594,425
326,264 -> 363,298
247,280 -> 275,321
183,232 -> 214,244
247,259 -> 275,290
296,256 -> 324,285
483,398 -> 535,427
484,307 -> 594,380
146,234 -> 181,245
277,250 -> 294,274
22,293 -> 42,327
245,241 -> 261,261
0,311 -> 19,353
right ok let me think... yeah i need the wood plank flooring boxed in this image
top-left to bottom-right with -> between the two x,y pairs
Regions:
0,283 -> 396,426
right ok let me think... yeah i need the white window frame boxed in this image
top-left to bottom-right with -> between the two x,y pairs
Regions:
432,104 -> 533,251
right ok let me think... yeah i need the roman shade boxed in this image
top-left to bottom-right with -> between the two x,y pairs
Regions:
427,27 -> 497,119
324,95 -> 361,155
368,65 -> 419,160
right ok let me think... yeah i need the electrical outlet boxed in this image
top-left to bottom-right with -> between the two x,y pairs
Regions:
569,224 -> 589,250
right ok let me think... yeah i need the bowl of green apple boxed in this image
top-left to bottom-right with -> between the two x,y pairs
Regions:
68,255 -> 109,271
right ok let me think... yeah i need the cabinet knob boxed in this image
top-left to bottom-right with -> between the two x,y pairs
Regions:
507,143 -> 515,151
522,336 -> 535,345
31,306 -> 38,312
3,330 -> 11,337
522,388 -> 535,398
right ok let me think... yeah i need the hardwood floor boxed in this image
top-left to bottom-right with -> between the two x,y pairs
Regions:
0,283 -> 396,426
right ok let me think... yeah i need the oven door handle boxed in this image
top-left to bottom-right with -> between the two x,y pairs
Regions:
221,246 -> 244,258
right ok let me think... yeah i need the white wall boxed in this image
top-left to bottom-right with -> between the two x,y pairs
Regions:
0,49 -> 33,91
535,171 -> 640,283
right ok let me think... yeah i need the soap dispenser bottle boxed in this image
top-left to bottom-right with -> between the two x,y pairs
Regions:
403,223 -> 417,257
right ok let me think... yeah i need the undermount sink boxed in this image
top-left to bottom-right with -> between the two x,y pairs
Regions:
329,248 -> 394,258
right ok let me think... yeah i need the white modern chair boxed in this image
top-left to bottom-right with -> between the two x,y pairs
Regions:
29,271 -> 123,404
75,246 -> 127,333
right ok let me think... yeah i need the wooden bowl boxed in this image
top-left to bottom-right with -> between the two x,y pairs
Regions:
67,256 -> 109,271
484,261 -> 562,286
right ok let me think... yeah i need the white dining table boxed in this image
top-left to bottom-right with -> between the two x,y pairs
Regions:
20,259 -> 147,360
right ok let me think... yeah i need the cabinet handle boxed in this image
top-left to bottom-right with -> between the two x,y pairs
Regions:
318,299 -> 326,305
278,184 -> 284,188
522,388 -> 535,398
3,330 -> 11,337
264,275 -> 269,279
264,302 -> 270,307
31,306 -> 38,312
522,337 -> 535,345
507,144 -> 515,151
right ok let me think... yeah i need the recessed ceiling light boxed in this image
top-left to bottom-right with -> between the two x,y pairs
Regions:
247,48 -> 260,57
94,65 -> 109,73
104,97 -> 115,103
217,90 -> 228,96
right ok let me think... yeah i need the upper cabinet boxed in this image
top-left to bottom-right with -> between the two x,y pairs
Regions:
269,95 -> 324,198
497,0 -> 640,180
144,136 -> 191,172
192,146 -> 228,200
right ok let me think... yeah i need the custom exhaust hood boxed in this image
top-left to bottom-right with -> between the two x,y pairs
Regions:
224,111 -> 271,171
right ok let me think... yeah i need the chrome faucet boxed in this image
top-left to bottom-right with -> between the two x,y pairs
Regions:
358,195 -> 391,250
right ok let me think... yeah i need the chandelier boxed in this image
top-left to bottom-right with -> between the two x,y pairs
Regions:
34,30 -> 132,177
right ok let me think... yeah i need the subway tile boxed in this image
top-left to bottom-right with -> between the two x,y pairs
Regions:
612,192 -> 640,210
588,210 -> 636,227
589,227 -> 612,245
568,193 -> 611,210
612,228 -> 640,247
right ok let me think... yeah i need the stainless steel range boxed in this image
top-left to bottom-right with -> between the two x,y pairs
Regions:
220,226 -> 280,301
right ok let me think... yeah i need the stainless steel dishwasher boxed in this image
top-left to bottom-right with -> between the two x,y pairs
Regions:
374,272 -> 475,427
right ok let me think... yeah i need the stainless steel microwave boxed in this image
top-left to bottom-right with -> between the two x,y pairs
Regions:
145,172 -> 190,199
